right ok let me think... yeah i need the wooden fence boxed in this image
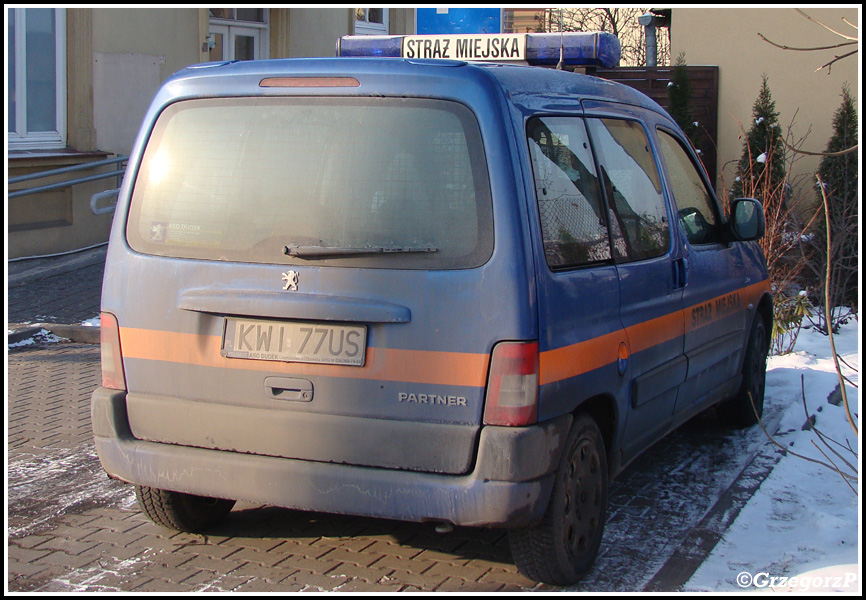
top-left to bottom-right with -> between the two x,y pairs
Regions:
594,66 -> 720,186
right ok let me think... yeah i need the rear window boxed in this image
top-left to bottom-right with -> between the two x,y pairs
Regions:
127,97 -> 492,269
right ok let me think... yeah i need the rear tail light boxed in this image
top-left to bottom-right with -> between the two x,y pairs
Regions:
100,312 -> 127,391
483,341 -> 539,426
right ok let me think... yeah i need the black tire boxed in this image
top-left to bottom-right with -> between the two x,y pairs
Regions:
508,414 -> 608,586
720,316 -> 769,428
135,485 -> 236,532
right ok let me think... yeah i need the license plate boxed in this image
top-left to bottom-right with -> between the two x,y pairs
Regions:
222,318 -> 367,366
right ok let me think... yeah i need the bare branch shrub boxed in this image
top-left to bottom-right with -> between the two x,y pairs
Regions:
746,180 -> 859,493
721,117 -> 821,355
759,9 -> 858,75
742,8 -> 860,495
749,385 -> 857,495
537,8 -> 670,66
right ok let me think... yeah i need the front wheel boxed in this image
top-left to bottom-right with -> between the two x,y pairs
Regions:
720,316 -> 769,428
508,414 -> 608,586
135,485 -> 236,532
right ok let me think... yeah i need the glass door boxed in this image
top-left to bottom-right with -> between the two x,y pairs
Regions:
209,25 -> 262,61
209,8 -> 267,61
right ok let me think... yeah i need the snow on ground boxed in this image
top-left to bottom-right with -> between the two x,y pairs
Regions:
7,327 -> 68,348
7,316 -> 100,349
685,317 -> 861,593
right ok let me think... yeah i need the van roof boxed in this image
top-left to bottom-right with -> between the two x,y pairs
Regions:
162,57 -> 666,117
474,62 -> 665,114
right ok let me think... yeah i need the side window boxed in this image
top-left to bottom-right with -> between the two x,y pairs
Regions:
527,117 -> 611,269
657,130 -> 722,245
586,118 -> 670,262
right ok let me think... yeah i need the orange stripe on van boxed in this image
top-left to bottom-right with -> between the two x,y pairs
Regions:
539,330 -> 626,386
118,328 -> 490,388
539,279 -> 770,386
120,280 -> 770,391
624,310 -> 684,355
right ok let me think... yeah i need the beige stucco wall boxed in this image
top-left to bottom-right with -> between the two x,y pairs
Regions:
671,7 -> 859,196
289,8 -> 353,58
91,8 -> 202,79
286,8 -> 417,58
90,8 -> 202,157
8,163 -> 121,259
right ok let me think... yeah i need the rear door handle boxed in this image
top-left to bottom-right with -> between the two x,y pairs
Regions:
264,377 -> 313,402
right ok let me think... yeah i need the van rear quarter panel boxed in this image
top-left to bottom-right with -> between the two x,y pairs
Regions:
101,59 -> 538,475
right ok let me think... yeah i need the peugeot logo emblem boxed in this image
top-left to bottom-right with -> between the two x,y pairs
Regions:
281,271 -> 299,291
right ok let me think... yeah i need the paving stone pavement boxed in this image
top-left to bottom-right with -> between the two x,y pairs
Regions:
6,253 -> 785,592
8,247 -> 106,327
7,343 -> 547,592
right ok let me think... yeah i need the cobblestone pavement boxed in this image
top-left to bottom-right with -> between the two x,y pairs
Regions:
7,254 -> 785,592
6,342 -> 538,592
8,249 -> 105,326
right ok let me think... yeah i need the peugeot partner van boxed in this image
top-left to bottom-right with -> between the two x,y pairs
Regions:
92,32 -> 772,586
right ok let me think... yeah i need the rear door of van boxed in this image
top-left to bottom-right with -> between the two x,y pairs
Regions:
107,63 -> 535,478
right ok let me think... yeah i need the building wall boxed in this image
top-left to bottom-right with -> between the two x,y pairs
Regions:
288,7 -> 353,58
284,8 -> 416,58
8,156 -> 121,259
8,8 -> 414,259
90,8 -> 202,156
670,7 -> 859,196
388,7 -> 416,37
9,8 -> 204,259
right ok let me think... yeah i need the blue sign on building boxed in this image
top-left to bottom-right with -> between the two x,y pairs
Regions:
416,8 -> 502,35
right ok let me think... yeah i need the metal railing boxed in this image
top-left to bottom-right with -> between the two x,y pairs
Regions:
8,155 -> 128,215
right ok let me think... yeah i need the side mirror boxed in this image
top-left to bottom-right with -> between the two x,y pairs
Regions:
730,198 -> 765,241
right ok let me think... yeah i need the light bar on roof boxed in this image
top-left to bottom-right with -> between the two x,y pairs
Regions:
339,35 -> 403,58
336,32 -> 621,69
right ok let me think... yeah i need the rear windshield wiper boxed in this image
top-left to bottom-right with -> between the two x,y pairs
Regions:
284,245 -> 438,259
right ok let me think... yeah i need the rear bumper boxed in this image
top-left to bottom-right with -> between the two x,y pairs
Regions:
92,387 -> 571,527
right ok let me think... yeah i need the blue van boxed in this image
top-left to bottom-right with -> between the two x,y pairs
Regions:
92,33 -> 772,585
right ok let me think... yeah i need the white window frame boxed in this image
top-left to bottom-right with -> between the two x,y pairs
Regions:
209,8 -> 269,61
354,8 -> 388,35
209,24 -> 265,61
8,7 -> 67,150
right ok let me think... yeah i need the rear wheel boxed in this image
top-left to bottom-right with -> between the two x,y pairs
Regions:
135,485 -> 236,532
720,316 -> 769,428
508,414 -> 608,586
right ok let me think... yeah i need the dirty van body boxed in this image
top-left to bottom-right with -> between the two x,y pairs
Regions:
92,56 -> 771,586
